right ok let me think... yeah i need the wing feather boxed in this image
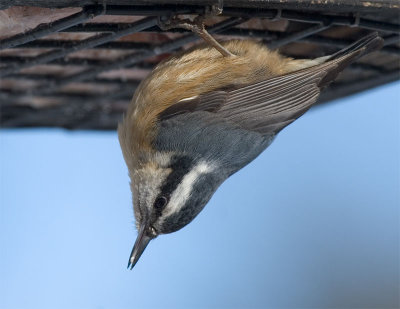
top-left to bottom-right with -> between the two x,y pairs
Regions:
158,33 -> 383,136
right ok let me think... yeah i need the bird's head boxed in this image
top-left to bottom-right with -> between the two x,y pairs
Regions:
124,150 -> 223,269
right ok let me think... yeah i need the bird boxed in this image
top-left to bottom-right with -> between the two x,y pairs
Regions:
118,27 -> 383,269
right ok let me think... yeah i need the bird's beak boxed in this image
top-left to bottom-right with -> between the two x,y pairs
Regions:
127,222 -> 154,270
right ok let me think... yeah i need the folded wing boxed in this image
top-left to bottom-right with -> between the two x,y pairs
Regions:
159,32 -> 383,136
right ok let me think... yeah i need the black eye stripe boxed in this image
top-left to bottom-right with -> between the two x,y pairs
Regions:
158,155 -> 194,198
151,155 -> 195,221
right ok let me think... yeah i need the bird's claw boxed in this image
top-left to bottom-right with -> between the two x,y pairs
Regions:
157,15 -> 205,34
157,14 -> 235,58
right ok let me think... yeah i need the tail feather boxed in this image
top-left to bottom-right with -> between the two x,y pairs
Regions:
329,31 -> 384,61
318,32 -> 384,88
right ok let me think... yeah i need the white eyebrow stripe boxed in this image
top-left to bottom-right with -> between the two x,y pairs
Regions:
162,161 -> 213,218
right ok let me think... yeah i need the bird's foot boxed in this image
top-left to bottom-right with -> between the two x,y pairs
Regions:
157,13 -> 235,58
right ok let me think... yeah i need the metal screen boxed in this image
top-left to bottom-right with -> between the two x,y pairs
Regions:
1,1 -> 399,129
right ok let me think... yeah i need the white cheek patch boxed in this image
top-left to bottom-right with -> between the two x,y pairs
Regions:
162,161 -> 214,219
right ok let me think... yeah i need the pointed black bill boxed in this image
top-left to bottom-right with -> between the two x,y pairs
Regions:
127,223 -> 153,270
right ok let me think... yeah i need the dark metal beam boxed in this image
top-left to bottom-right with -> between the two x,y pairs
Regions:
1,61 -> 385,90
62,23 -> 167,33
1,4 -> 398,32
0,6 -> 104,50
4,73 -> 142,85
267,24 -> 331,50
8,35 -> 399,55
0,88 -> 134,101
28,17 -> 246,95
99,6 -> 400,33
12,40 -> 153,50
300,36 -> 400,55
0,17 -> 158,77
0,55 -> 155,69
1,1 -> 399,14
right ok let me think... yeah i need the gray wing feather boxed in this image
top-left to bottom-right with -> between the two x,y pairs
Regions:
175,67 -> 329,135
159,66 -> 329,136
158,33 -> 383,136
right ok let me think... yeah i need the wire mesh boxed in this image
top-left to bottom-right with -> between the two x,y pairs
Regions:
0,1 -> 399,129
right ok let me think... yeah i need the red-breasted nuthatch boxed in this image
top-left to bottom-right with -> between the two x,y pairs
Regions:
118,28 -> 383,269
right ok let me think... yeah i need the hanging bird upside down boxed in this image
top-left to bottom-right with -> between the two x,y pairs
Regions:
118,15 -> 384,269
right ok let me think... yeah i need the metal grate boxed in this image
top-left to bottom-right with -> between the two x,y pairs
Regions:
1,1 -> 399,130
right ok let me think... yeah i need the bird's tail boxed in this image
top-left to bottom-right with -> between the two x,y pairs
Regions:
317,32 -> 384,88
328,31 -> 384,61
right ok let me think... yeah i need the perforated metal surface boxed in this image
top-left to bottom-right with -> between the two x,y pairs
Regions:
0,1 -> 399,129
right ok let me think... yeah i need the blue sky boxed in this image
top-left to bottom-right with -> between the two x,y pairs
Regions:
1,81 -> 399,309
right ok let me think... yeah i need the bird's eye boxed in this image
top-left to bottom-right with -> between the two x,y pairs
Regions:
154,196 -> 168,210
